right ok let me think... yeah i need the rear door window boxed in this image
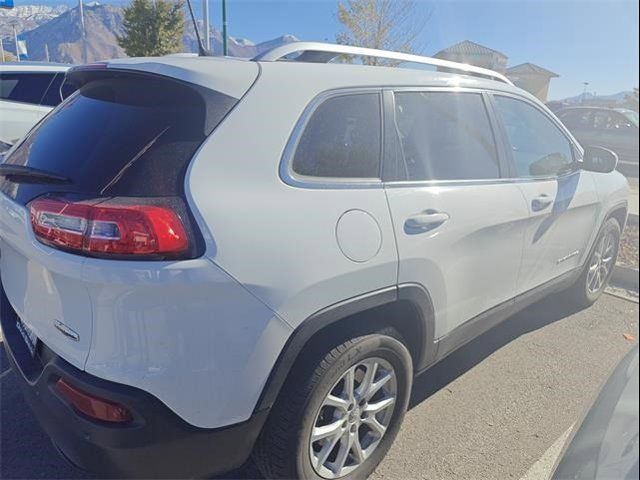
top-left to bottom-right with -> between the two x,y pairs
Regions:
390,91 -> 500,181
0,72 -> 55,105
291,93 -> 382,179
1,72 -> 238,204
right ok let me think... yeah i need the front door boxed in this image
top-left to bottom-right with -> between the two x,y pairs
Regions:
492,95 -> 600,294
383,89 -> 529,339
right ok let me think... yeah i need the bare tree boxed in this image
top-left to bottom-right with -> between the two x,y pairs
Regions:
336,0 -> 431,66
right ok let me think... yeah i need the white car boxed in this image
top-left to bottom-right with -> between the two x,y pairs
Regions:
0,62 -> 72,146
0,43 -> 629,479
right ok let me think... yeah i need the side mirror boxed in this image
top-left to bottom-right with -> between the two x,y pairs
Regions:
581,146 -> 618,173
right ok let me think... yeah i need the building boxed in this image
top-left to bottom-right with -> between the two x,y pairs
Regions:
434,40 -> 508,73
506,63 -> 559,102
434,40 -> 558,102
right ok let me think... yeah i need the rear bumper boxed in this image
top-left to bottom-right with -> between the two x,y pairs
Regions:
1,287 -> 268,479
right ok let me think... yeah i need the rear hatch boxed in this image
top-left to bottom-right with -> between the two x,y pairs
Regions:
0,59 -> 258,369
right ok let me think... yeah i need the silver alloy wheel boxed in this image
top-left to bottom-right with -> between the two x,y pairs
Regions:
309,357 -> 397,479
587,230 -> 616,294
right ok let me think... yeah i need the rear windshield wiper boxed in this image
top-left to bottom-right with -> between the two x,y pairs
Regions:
0,165 -> 72,185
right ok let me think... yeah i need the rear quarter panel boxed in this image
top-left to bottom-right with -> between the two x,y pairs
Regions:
186,63 -> 400,329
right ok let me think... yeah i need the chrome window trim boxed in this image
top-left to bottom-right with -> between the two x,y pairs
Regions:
384,169 -> 580,189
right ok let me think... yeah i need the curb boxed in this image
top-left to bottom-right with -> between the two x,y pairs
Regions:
611,264 -> 639,291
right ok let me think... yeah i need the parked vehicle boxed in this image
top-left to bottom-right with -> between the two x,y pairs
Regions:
0,62 -> 73,146
553,345 -> 638,480
557,106 -> 639,177
0,43 -> 630,479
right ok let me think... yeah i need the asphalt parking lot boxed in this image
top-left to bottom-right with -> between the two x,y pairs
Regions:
1,293 -> 638,480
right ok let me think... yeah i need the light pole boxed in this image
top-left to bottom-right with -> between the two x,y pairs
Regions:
222,0 -> 227,56
12,24 -> 19,61
78,0 -> 88,63
582,82 -> 589,105
203,0 -> 210,51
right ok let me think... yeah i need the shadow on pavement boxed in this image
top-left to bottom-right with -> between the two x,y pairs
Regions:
0,293 -> 584,480
409,293 -> 585,409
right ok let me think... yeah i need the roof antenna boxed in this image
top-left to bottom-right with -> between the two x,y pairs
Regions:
185,0 -> 210,56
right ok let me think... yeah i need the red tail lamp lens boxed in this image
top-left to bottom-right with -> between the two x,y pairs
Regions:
30,197 -> 189,258
56,378 -> 132,423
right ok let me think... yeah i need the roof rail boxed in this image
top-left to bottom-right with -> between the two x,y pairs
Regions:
253,42 -> 513,85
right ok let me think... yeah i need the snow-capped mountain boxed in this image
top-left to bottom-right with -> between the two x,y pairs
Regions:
0,4 -> 69,37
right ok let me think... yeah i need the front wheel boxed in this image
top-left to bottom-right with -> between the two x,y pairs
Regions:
253,332 -> 413,480
568,217 -> 621,307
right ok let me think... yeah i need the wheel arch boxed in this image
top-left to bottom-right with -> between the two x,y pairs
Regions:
254,284 -> 435,413
606,202 -> 629,231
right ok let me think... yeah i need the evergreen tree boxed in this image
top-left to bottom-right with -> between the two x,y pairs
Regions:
118,0 -> 185,57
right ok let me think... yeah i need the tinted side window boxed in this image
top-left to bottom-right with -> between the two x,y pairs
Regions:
0,73 -> 55,105
392,92 -> 500,181
292,93 -> 381,179
494,96 -> 574,178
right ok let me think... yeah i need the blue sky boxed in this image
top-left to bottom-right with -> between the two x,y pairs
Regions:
203,0 -> 639,100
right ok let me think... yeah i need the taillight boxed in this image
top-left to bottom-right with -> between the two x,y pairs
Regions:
29,197 -> 189,259
56,378 -> 132,423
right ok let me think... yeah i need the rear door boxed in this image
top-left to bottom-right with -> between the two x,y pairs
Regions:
383,89 -> 529,339
491,94 -> 599,294
0,72 -> 56,143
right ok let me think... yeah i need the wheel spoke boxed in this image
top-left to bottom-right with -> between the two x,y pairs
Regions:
365,371 -> 394,401
312,419 -> 344,442
315,431 -> 342,469
364,396 -> 396,415
356,361 -> 378,399
332,431 -> 353,473
343,367 -> 356,403
324,394 -> 350,411
362,416 -> 387,437
352,435 -> 366,464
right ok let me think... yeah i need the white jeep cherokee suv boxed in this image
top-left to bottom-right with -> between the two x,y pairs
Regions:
0,43 -> 629,479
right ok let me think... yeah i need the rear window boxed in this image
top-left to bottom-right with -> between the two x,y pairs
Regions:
1,72 -> 238,204
0,72 -> 56,105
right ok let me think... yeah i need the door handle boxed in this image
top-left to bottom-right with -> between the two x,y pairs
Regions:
531,194 -> 554,212
404,210 -> 450,232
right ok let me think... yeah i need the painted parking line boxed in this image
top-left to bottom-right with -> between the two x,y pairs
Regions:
519,424 -> 574,480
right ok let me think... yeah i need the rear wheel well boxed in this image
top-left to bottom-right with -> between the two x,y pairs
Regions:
257,295 -> 431,413
298,299 -> 426,370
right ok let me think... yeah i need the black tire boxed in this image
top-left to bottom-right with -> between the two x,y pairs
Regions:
567,217 -> 621,308
253,331 -> 413,480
